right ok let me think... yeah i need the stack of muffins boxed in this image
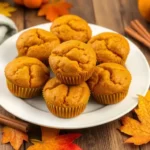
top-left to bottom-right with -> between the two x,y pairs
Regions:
4,15 -> 132,118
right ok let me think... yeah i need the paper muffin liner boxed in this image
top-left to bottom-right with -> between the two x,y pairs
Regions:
6,79 -> 42,98
92,91 -> 128,104
55,69 -> 94,85
47,104 -> 86,118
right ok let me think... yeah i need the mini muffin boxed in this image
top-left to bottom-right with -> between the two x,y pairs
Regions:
43,77 -> 90,118
50,15 -> 92,42
88,32 -> 130,65
87,63 -> 132,104
5,56 -> 49,98
49,40 -> 96,85
16,28 -> 60,64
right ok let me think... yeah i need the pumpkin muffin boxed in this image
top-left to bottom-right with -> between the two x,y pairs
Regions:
50,15 -> 92,42
87,63 -> 132,104
43,77 -> 90,118
16,28 -> 60,64
49,40 -> 96,85
5,56 -> 49,98
88,32 -> 130,65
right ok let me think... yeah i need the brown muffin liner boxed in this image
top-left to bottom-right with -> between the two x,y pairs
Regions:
6,79 -> 42,98
55,69 -> 94,85
92,91 -> 128,104
47,104 -> 86,118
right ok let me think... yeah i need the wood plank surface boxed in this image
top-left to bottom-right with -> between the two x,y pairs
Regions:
0,0 -> 150,150
68,0 -> 95,23
93,0 -> 124,33
24,9 -> 48,28
119,0 -> 150,65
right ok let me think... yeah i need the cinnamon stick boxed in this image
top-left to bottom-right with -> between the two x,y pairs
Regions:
125,26 -> 150,48
130,20 -> 150,42
0,114 -> 29,132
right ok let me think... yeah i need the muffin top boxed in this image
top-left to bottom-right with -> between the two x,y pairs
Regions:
49,40 -> 96,76
43,77 -> 90,107
5,56 -> 49,88
16,28 -> 60,62
50,15 -> 92,42
87,63 -> 132,94
88,32 -> 130,64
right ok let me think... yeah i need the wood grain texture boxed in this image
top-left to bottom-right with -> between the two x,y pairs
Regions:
142,143 -> 150,150
68,0 -> 95,23
24,9 -> 48,28
10,4 -> 24,31
119,0 -> 150,65
93,0 -> 124,33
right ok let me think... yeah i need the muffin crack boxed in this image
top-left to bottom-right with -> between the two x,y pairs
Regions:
91,74 -> 101,91
36,29 -> 45,43
89,35 -> 126,61
52,19 -> 87,32
91,68 -> 123,91
53,47 -> 90,65
103,68 -> 123,85
23,46 -> 29,55
23,30 -> 50,55
105,39 -> 123,59
28,66 -> 32,87
44,82 -> 61,91
63,86 -> 70,105
13,64 -> 48,75
66,21 -> 86,32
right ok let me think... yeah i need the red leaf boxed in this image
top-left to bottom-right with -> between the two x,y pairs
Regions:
56,134 -> 82,145
61,143 -> 82,150
28,127 -> 82,150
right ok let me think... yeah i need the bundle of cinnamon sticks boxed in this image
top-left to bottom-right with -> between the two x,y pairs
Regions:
125,19 -> 150,48
0,114 -> 29,132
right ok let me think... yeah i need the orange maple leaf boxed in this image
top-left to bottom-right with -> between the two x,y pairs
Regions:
120,90 -> 150,145
1,126 -> 28,150
27,127 -> 82,150
38,0 -> 72,21
0,2 -> 16,17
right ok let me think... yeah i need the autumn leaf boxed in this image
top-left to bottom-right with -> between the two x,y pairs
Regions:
120,90 -> 150,145
38,0 -> 72,21
0,2 -> 16,17
1,126 -> 28,150
27,127 -> 82,150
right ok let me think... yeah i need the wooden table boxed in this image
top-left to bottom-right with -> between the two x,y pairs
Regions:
1,0 -> 150,150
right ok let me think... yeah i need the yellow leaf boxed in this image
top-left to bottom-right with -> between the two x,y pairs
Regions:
2,126 -> 28,150
145,90 -> 150,100
0,2 -> 16,17
120,90 -> 150,145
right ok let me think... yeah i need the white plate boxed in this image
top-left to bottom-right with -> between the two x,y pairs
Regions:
0,23 -> 150,129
